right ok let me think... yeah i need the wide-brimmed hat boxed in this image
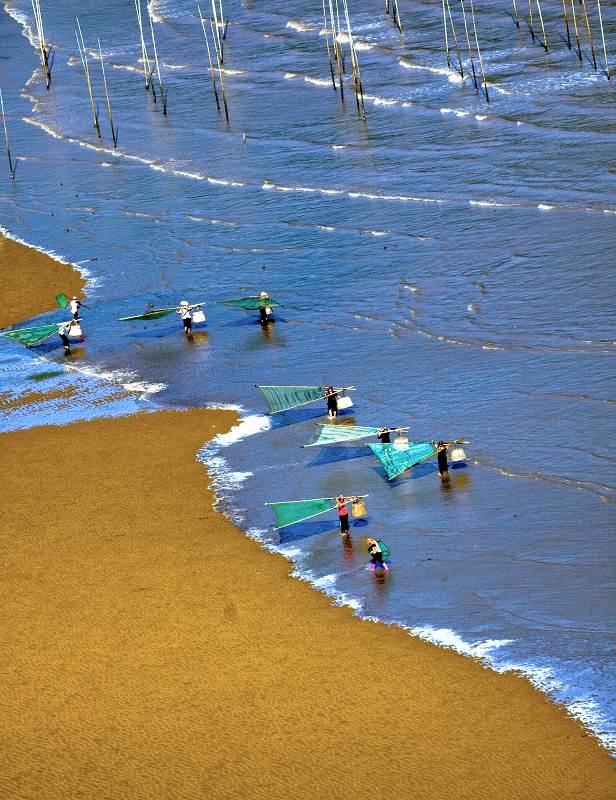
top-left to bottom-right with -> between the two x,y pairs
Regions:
259,291 -> 268,298
180,300 -> 189,306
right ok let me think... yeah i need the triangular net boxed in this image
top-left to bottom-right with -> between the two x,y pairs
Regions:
265,498 -> 334,529
305,424 -> 380,447
256,385 -> 324,413
0,324 -> 61,347
368,441 -> 437,480
221,297 -> 281,311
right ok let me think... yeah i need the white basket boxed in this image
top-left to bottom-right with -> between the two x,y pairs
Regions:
337,395 -> 353,410
192,309 -> 206,324
68,323 -> 83,339
264,306 -> 273,315
450,446 -> 466,462
393,436 -> 409,451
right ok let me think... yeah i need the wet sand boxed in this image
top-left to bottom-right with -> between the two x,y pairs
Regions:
1,408 -> 615,800
0,235 -> 85,328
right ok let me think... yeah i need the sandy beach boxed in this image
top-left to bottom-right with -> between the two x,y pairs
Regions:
1,403 -> 615,799
0,235 -> 85,329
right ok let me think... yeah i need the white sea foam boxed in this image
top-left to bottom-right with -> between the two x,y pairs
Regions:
400,59 -> 463,84
4,2 -> 39,48
64,363 -> 165,397
332,144 -> 347,150
304,76 -> 331,87
538,203 -> 553,210
475,114 -> 488,121
335,32 -> 373,51
210,413 -> 271,448
284,72 -> 300,79
410,626 -> 513,658
286,20 -> 315,33
469,199 -> 508,208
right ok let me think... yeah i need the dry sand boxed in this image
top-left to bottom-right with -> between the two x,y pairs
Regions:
0,235 -> 85,328
1,408 -> 614,800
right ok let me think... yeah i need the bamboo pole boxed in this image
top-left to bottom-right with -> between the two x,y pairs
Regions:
148,10 -> 167,114
198,5 -> 221,111
460,0 -> 479,91
470,0 -> 489,102
445,0 -> 465,78
512,0 -> 520,28
31,0 -> 52,89
75,19 -> 101,138
579,0 -> 598,70
329,0 -> 345,101
0,88 -> 15,180
527,0 -> 536,42
322,0 -> 337,90
441,0 -> 452,68
134,0 -> 152,90
596,0 -> 610,79
342,0 -> 366,120
211,0 -> 223,64
561,0 -> 572,49
569,0 -> 583,61
210,18 -> 229,123
535,0 -> 549,51
218,0 -> 228,40
98,40 -> 117,147
392,0 -> 403,33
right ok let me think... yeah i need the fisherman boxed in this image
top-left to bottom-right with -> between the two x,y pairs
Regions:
69,296 -> 81,320
377,427 -> 391,444
259,291 -> 271,325
437,440 -> 449,477
324,386 -> 338,419
58,322 -> 71,355
177,300 -> 192,335
366,538 -> 388,572
336,495 -> 350,535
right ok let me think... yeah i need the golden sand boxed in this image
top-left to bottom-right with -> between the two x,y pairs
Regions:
0,235 -> 85,328
1,408 -> 614,800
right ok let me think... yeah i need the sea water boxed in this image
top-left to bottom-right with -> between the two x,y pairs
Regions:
0,0 -> 614,751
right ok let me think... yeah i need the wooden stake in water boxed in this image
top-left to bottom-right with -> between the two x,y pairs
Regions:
470,0 -> 489,102
441,0 -> 452,68
342,0 -> 366,120
460,0 -> 479,92
329,0 -> 345,102
445,0 -> 465,78
75,19 -> 101,138
579,0 -> 598,70
31,0 -> 52,89
134,0 -> 153,90
0,88 -> 15,180
148,10 -> 167,114
392,0 -> 403,33
210,18 -> 229,123
198,5 -> 221,111
211,0 -> 223,64
218,0 -> 227,40
322,0 -> 337,90
511,0 -> 520,28
596,0 -> 610,79
527,0 -> 536,42
569,0 -> 583,61
98,40 -> 117,147
535,0 -> 549,51
561,0 -> 572,49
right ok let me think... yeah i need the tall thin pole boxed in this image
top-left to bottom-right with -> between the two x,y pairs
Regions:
512,0 -> 520,28
31,0 -> 52,89
460,0 -> 479,92
329,0 -> 344,101
470,0 -> 489,102
579,0 -> 598,70
445,0 -> 465,78
322,0 -> 337,90
198,5 -> 221,111
211,0 -> 223,64
0,88 -> 15,180
98,40 -> 117,147
561,0 -> 572,49
527,0 -> 535,42
75,19 -> 101,138
442,0 -> 452,68
569,0 -> 583,61
149,10 -> 167,114
535,0 -> 549,51
210,18 -> 229,123
596,0 -> 610,79
135,0 -> 152,90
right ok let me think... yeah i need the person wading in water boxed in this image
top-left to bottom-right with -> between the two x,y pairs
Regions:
336,495 -> 350,536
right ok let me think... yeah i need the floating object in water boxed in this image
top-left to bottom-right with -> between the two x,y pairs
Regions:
368,441 -> 438,480
265,494 -> 367,530
220,296 -> 282,311
256,384 -> 354,414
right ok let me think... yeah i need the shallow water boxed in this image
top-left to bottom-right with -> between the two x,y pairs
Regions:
0,0 -> 615,750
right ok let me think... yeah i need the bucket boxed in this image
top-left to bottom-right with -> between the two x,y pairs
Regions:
351,500 -> 366,517
264,306 -> 273,315
68,323 -> 83,339
337,395 -> 353,410
192,309 -> 206,324
450,446 -> 466,462
393,436 -> 409,451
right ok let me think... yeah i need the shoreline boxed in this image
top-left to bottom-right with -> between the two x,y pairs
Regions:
0,228 -> 86,329
1,407 -> 615,799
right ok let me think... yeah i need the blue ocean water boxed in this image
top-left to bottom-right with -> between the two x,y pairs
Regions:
0,0 -> 614,750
